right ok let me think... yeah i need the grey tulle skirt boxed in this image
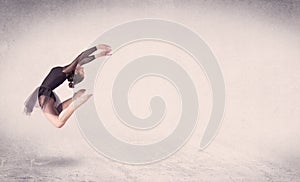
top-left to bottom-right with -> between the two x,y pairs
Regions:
24,85 -> 62,115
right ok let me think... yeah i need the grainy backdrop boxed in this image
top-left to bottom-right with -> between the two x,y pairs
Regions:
0,0 -> 299,181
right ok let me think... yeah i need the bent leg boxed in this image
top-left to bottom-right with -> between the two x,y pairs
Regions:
56,98 -> 72,113
56,89 -> 86,112
41,94 -> 92,128
57,94 -> 93,127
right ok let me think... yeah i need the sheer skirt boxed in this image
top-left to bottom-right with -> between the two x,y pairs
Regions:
24,86 -> 62,115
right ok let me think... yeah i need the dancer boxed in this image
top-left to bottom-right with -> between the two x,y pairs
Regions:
24,44 -> 112,128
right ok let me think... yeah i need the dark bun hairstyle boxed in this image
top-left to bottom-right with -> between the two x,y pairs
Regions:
68,82 -> 74,88
67,71 -> 75,88
67,70 -> 84,88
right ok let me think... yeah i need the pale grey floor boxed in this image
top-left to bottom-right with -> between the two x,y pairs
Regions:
0,135 -> 299,181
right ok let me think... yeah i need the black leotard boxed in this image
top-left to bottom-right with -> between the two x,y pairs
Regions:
37,66 -> 70,113
40,66 -> 68,90
24,46 -> 98,115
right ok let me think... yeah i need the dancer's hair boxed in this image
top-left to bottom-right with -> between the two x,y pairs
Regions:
67,71 -> 84,88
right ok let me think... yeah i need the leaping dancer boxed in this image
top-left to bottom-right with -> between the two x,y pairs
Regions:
24,44 -> 112,128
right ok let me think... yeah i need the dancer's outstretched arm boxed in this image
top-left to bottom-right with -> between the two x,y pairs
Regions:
62,46 -> 97,73
62,44 -> 112,73
78,44 -> 112,66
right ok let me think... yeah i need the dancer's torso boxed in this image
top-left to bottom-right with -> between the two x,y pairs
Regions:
40,66 -> 68,90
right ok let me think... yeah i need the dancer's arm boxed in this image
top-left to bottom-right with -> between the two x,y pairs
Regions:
78,44 -> 112,66
77,55 -> 96,66
62,46 -> 98,73
78,50 -> 112,66
62,44 -> 112,73
62,53 -> 82,73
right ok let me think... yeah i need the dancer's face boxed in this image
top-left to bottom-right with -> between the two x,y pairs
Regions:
75,65 -> 84,77
74,65 -> 85,85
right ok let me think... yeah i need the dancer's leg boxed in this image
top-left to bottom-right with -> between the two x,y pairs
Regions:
56,89 -> 86,111
41,94 -> 92,128
57,94 -> 92,127
56,98 -> 72,112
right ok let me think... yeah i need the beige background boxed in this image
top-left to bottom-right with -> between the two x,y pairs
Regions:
0,0 -> 299,181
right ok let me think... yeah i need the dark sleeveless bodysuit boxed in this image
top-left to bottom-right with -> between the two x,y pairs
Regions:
24,46 -> 97,115
40,67 -> 68,91
38,67 -> 72,113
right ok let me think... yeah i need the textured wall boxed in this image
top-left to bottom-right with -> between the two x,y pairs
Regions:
0,0 -> 300,181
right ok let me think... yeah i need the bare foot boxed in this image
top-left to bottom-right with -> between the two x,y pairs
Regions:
72,93 -> 93,108
73,89 -> 86,99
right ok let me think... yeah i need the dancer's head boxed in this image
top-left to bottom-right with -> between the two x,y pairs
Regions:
74,64 -> 85,84
68,64 -> 85,88
75,64 -> 84,76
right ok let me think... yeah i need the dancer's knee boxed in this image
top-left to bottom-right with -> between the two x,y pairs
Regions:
43,111 -> 64,128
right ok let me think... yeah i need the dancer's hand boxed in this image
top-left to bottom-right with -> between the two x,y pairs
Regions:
96,44 -> 112,57
96,44 -> 111,51
99,49 -> 112,57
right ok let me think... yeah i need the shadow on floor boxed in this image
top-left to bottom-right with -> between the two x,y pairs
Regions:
31,156 -> 82,168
